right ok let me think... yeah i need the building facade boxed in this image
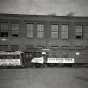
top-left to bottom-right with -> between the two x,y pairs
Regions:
0,13 -> 88,63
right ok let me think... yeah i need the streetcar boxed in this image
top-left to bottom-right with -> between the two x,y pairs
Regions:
21,48 -> 88,67
30,48 -> 88,67
0,51 -> 23,66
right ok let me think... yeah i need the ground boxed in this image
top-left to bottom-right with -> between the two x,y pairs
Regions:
0,67 -> 88,88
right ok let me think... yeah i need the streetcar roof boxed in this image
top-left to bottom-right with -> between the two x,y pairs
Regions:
0,51 -> 23,55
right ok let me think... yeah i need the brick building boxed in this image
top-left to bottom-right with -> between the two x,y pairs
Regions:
0,13 -> 88,63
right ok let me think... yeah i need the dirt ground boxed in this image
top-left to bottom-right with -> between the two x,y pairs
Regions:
0,67 -> 88,88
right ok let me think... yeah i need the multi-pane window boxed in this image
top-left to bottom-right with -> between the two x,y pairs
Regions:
37,24 -> 44,38
61,24 -> 68,39
75,25 -> 82,39
0,23 -> 8,37
11,24 -> 19,37
83,25 -> 88,39
26,24 -> 33,38
51,24 -> 59,39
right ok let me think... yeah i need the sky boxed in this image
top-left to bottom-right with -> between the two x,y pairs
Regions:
0,0 -> 88,16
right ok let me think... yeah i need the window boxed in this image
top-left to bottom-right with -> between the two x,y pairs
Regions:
0,32 -> 8,37
51,24 -> 59,39
11,24 -> 19,37
75,25 -> 82,39
83,25 -> 88,39
0,23 -> 8,37
26,24 -> 33,38
61,24 -> 68,39
37,24 -> 44,38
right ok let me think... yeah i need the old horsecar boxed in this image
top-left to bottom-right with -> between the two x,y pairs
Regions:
0,13 -> 88,66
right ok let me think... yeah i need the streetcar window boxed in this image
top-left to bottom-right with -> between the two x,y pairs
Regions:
16,55 -> 20,59
0,55 -> 3,59
7,55 -> 11,59
0,55 -> 7,59
11,55 -> 20,59
0,55 -> 20,59
12,55 -> 15,59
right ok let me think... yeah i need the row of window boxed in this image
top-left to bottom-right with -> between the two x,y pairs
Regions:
0,23 -> 87,39
0,23 -> 19,37
26,24 -> 69,39
27,24 -> 87,39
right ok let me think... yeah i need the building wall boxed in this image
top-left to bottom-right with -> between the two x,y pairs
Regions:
0,14 -> 88,62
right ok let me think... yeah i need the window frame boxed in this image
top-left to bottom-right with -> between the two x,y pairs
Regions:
74,25 -> 83,40
51,24 -> 59,39
26,23 -> 34,38
10,23 -> 20,37
37,24 -> 44,38
60,24 -> 69,40
83,25 -> 88,39
11,24 -> 20,37
0,23 -> 9,37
